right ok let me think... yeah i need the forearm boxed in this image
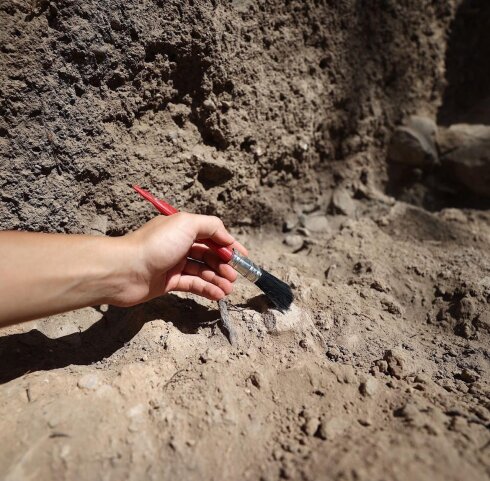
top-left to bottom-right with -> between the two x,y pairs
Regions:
0,231 -> 134,327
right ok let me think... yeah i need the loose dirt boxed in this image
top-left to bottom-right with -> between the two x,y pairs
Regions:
0,1 -> 489,480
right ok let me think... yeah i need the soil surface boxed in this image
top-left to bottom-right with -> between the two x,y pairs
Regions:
0,1 -> 489,480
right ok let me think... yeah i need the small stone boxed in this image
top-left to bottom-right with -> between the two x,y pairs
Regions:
282,215 -> 298,232
383,349 -> 412,379
263,304 -> 312,335
395,402 -> 419,421
221,100 -> 233,111
330,188 -> 356,216
388,123 -> 438,167
414,373 -> 430,384
318,417 -> 349,440
283,234 -> 304,251
203,98 -> 217,111
358,418 -> 372,426
440,208 -> 467,223
77,374 -> 99,390
360,377 -> 378,397
438,124 -> 490,197
374,360 -> 388,374
303,215 -> 329,233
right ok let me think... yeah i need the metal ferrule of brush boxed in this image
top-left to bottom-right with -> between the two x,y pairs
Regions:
228,249 -> 262,283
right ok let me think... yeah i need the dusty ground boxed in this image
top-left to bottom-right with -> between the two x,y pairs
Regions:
0,1 -> 489,480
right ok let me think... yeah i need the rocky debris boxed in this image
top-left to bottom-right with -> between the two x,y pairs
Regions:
438,124 -> 490,197
388,116 -> 438,168
329,188 -> 356,216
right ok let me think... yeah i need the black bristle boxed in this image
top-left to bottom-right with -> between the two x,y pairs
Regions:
255,269 -> 294,312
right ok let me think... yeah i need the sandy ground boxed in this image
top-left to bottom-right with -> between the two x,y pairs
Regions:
0,1 -> 489,480
1,193 -> 489,480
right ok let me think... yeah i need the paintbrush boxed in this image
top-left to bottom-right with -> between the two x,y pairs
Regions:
133,185 -> 294,311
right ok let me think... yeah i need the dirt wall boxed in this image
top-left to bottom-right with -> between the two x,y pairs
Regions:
1,0 -> 455,234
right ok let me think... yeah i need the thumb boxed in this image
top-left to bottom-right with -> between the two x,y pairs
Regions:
177,213 -> 236,246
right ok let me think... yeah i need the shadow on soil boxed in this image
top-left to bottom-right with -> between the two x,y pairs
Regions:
0,295 -> 219,384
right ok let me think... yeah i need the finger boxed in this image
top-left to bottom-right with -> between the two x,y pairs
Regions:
188,244 -> 238,282
183,259 -> 234,295
176,212 -> 236,247
171,275 -> 228,301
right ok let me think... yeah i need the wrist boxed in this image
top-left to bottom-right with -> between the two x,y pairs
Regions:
95,234 -> 149,307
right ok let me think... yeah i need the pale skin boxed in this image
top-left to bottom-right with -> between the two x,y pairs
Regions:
0,213 -> 247,327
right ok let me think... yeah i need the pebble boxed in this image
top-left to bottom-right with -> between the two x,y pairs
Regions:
303,215 -> 329,233
262,304 -> 312,335
440,208 -> 467,223
318,417 -> 349,440
77,374 -> 99,390
202,98 -> 217,111
282,215 -> 298,232
359,377 -> 378,397
438,124 -> 490,197
383,349 -> 410,379
396,402 -> 419,421
283,234 -> 304,251
330,188 -> 356,216
388,121 -> 438,167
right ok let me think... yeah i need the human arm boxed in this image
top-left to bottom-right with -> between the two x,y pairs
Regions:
0,213 -> 246,327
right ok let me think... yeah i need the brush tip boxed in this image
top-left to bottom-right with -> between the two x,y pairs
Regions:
255,269 -> 294,312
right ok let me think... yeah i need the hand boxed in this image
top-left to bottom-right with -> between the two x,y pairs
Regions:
113,213 -> 248,306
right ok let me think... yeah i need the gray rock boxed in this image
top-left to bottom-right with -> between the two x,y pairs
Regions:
388,118 -> 438,168
303,215 -> 329,233
283,234 -> 304,251
383,348 -> 413,379
407,115 -> 438,142
438,124 -> 490,197
330,188 -> 356,216
360,376 -> 378,397
282,215 -> 298,232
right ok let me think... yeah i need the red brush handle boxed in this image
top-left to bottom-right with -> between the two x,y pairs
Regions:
133,185 -> 234,263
